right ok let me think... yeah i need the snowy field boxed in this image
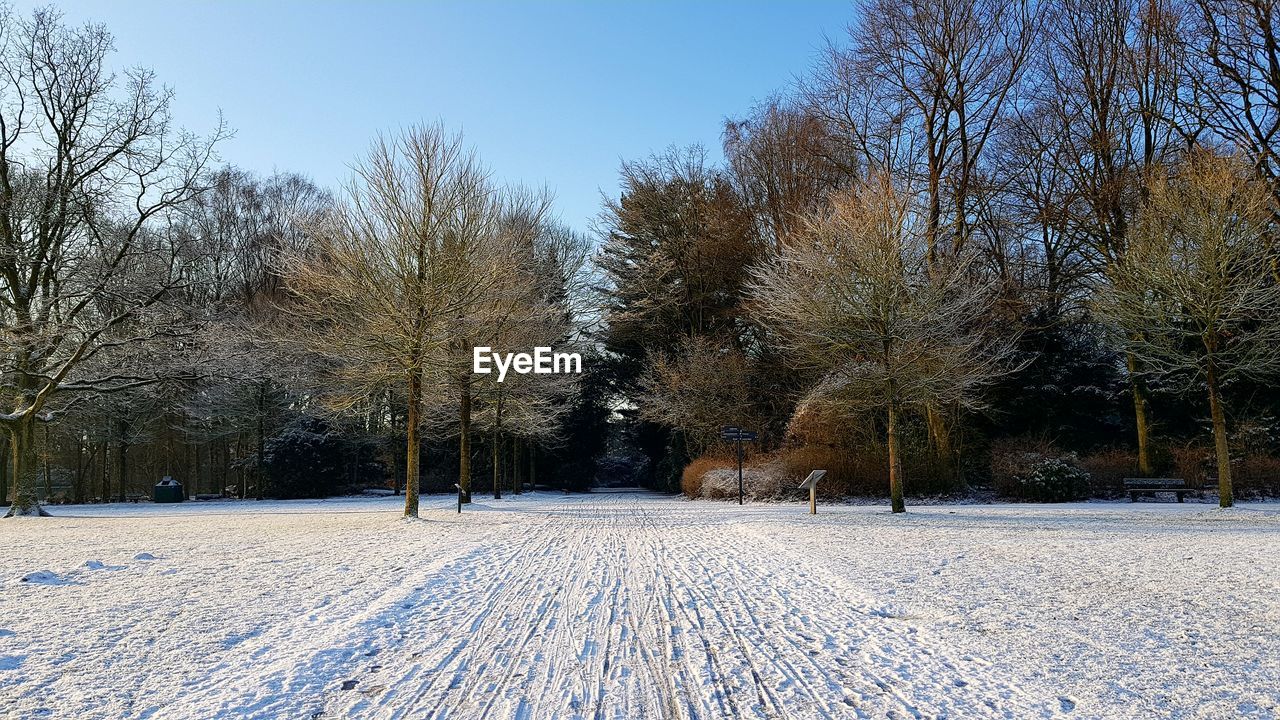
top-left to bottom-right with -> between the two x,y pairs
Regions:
2,492 -> 1278,720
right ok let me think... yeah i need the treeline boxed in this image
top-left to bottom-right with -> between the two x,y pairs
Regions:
5,1 -> 1280,517
596,0 -> 1280,509
0,8 -> 608,516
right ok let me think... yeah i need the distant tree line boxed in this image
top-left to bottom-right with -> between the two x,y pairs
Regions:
0,7 -> 607,517
597,0 -> 1280,509
4,1 -> 1280,516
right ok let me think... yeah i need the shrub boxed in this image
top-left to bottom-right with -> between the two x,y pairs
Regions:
780,444 -> 883,497
990,437 -> 1089,501
1010,459 -> 1091,502
681,455 -> 733,498
1078,449 -> 1137,496
264,415 -> 383,498
698,465 -> 790,500
681,454 -> 794,500
1169,443 -> 1213,487
1235,454 -> 1280,498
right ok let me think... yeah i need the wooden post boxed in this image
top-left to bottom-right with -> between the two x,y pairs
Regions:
737,436 -> 743,505
798,470 -> 826,515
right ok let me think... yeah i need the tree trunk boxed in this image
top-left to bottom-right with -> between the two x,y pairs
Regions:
116,421 -> 130,503
5,417 -> 48,516
887,396 -> 906,514
73,436 -> 86,504
925,404 -> 956,484
1126,351 -> 1154,476
0,434 -> 9,505
493,390 -> 503,499
529,445 -> 536,490
512,437 -> 521,494
41,424 -> 53,500
492,433 -> 502,499
100,440 -> 109,503
404,370 -> 422,518
459,378 -> 472,503
256,382 -> 268,499
184,438 -> 194,500
1206,360 -> 1234,508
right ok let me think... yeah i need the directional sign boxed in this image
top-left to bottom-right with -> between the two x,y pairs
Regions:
721,425 -> 758,504
797,469 -> 826,491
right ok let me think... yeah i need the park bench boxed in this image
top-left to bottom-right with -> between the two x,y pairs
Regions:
1123,478 -> 1209,503
125,493 -> 147,504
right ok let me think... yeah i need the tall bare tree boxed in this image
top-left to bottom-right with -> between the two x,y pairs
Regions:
1029,0 -> 1196,474
1189,0 -> 1280,206
0,8 -> 224,515
281,125 -> 500,517
1096,150 -> 1280,507
750,176 -> 1014,512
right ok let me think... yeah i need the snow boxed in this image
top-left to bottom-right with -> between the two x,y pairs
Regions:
1,492 -> 1278,719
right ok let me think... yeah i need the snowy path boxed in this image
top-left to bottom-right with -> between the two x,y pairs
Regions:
2,492 -> 1278,719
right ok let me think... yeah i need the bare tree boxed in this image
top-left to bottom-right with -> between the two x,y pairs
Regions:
280,125 -> 500,518
0,8 -> 224,515
723,96 -> 849,249
638,336 -> 755,454
1189,0 -> 1280,207
801,0 -> 1037,477
1028,0 -> 1196,475
750,176 -> 1015,512
1095,150 -> 1280,507
463,218 -> 589,498
429,187 -> 558,501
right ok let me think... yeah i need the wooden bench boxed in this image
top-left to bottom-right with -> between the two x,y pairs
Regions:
125,493 -> 147,504
1123,478 -> 1209,502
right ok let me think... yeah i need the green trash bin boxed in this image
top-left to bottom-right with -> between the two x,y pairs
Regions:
153,477 -> 183,503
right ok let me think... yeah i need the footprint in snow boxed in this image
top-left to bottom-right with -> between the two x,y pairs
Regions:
84,560 -> 126,571
0,629 -> 14,638
1059,695 -> 1077,712
133,553 -> 159,561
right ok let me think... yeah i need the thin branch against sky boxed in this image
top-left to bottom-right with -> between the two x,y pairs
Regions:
15,0 -> 853,234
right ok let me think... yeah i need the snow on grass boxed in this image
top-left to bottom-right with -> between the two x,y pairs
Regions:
1,492 -> 1277,719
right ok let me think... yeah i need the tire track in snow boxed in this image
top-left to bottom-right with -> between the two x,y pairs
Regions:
356,514 -> 565,719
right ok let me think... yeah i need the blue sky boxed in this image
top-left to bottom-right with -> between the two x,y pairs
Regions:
20,1 -> 854,233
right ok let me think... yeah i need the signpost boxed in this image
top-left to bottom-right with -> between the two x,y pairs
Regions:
453,483 -> 463,514
798,470 -> 826,514
721,426 -> 758,505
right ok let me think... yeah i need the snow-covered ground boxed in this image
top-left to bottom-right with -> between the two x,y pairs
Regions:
2,492 -> 1278,719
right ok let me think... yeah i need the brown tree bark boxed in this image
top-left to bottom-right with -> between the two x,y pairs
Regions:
459,377 -> 472,503
99,440 -> 109,503
4,417 -> 46,516
73,436 -> 86,504
116,421 -> 129,503
925,404 -> 956,483
512,437 -> 522,494
887,394 -> 905,514
0,435 -> 9,505
404,370 -> 422,518
1205,358 -> 1233,508
493,390 -> 503,499
1126,350 -> 1155,476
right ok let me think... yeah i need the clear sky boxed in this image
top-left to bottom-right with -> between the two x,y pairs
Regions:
18,1 -> 854,233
